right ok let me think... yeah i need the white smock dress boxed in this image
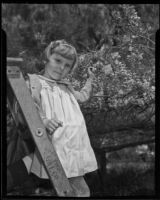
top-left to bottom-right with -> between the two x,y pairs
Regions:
30,75 -> 98,179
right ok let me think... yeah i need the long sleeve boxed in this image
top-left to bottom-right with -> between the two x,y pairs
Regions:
68,77 -> 93,103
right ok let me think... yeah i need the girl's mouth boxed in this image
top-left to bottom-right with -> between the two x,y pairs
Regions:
53,71 -> 61,75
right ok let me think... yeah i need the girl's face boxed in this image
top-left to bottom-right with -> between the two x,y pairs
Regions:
46,53 -> 74,80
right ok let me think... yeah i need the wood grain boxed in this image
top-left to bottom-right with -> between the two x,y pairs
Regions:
7,66 -> 75,197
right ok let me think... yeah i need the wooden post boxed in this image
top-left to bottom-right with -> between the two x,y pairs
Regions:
7,58 -> 75,197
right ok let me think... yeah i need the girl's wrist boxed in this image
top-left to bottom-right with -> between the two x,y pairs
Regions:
88,76 -> 94,82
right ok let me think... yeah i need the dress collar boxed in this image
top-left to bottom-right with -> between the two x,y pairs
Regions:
37,75 -> 70,85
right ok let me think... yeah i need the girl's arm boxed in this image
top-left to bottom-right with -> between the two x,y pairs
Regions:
68,68 -> 95,103
71,77 -> 93,103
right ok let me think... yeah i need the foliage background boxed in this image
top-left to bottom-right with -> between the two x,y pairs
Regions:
3,4 -> 158,196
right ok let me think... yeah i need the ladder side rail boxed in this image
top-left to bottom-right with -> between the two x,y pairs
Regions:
7,65 -> 75,197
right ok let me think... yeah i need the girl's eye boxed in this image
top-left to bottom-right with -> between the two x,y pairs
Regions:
56,59 -> 61,63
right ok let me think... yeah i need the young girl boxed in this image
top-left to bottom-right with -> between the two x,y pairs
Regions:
7,40 -> 98,196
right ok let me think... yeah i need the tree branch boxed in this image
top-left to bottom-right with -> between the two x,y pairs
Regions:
91,129 -> 155,153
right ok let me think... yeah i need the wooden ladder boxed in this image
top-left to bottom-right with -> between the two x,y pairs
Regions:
7,57 -> 76,197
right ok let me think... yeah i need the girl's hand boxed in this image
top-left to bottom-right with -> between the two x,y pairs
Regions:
43,118 -> 63,135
